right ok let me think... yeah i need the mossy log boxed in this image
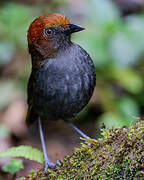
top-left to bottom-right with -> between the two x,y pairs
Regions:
24,121 -> 144,179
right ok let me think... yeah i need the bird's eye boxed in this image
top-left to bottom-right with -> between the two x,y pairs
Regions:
44,28 -> 54,37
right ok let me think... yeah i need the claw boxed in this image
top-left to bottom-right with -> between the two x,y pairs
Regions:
43,159 -> 61,173
56,160 -> 61,165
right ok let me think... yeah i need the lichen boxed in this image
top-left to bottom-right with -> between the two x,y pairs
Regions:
23,120 -> 144,179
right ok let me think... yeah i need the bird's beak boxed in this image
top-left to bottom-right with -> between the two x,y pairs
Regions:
65,23 -> 85,35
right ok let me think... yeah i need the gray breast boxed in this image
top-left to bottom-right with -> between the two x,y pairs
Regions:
33,44 -> 96,120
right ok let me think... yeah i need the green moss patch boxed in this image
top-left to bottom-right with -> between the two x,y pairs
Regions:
24,120 -> 144,179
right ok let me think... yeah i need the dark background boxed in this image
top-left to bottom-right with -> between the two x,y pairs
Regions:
0,0 -> 144,178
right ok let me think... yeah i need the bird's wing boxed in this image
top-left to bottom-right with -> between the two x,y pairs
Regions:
26,72 -> 37,125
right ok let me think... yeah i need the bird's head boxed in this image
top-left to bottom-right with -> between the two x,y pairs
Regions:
27,13 -> 84,60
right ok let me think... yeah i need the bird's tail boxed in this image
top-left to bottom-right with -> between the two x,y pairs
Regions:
26,107 -> 38,125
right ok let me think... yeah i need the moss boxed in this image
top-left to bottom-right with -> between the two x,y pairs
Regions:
24,120 -> 144,179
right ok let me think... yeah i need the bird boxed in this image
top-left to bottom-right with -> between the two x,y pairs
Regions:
26,13 -> 96,172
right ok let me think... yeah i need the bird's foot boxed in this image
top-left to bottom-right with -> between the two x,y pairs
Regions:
43,159 -> 61,173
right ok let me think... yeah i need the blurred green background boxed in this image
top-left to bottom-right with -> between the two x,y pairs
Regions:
0,0 -> 144,177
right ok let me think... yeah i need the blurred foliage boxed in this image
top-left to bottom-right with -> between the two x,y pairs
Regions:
2,159 -> 24,175
0,0 -> 144,130
0,81 -> 21,108
0,124 -> 10,138
0,145 -> 44,163
0,3 -> 33,64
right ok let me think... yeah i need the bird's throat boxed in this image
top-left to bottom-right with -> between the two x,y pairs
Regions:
29,44 -> 58,68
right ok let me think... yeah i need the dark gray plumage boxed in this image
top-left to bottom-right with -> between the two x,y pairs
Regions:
27,43 -> 95,124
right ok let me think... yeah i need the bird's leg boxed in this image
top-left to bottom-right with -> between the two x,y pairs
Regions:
64,120 -> 90,139
38,117 -> 59,172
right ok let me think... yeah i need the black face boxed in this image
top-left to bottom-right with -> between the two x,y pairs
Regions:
43,26 -> 68,39
43,24 -> 84,48
29,24 -> 84,59
43,26 -> 71,50
43,23 -> 84,39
